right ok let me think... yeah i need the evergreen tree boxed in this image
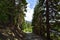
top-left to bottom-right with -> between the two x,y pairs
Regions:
32,0 -> 60,40
0,0 -> 27,40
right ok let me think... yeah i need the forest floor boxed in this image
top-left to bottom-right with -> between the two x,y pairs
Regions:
24,33 -> 43,40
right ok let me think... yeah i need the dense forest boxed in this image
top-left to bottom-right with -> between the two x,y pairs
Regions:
0,0 -> 60,40
0,0 -> 27,40
32,0 -> 60,40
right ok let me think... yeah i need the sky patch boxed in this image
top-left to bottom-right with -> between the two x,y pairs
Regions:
25,0 -> 37,21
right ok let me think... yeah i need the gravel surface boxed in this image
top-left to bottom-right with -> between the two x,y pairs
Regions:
24,33 -> 43,40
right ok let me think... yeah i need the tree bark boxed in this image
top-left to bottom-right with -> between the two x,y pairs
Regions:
46,0 -> 51,40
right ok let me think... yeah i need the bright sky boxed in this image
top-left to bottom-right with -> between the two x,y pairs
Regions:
25,0 -> 37,21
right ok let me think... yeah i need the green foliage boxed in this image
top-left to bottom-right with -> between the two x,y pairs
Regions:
0,13 -> 8,23
0,0 -> 27,40
0,0 -> 15,22
22,21 -> 32,33
22,0 -> 27,5
0,0 -> 27,24
32,0 -> 60,39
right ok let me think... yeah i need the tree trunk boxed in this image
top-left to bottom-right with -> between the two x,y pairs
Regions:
46,0 -> 51,40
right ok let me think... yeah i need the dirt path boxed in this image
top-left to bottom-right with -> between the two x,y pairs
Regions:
24,33 -> 43,40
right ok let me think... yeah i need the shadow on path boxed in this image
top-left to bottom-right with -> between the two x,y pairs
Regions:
24,33 -> 43,40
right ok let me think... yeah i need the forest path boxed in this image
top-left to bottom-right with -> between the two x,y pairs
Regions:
24,33 -> 43,40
